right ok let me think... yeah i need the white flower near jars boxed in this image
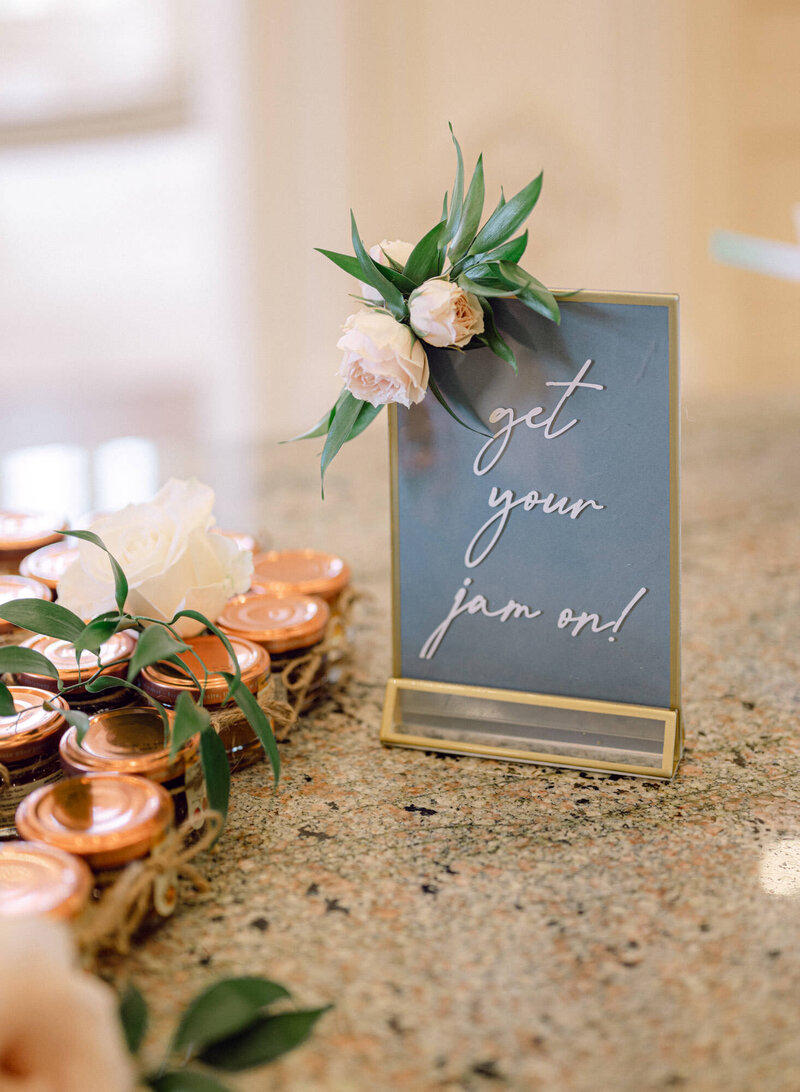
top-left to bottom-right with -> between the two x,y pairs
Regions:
359,239 -> 414,302
58,479 -> 253,637
0,917 -> 135,1091
337,310 -> 429,408
408,277 -> 485,348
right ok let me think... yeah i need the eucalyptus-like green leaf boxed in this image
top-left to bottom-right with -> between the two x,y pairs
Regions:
441,190 -> 448,220
0,682 -> 15,716
470,171 -> 543,256
495,262 -> 560,323
457,273 -> 517,299
314,249 -> 415,294
403,219 -> 446,286
84,675 -> 171,740
170,612 -> 242,702
171,691 -> 210,758
320,393 -> 363,495
442,123 -> 464,250
347,400 -> 383,443
479,300 -> 517,373
64,530 -> 128,612
127,626 -> 189,683
222,675 -> 279,785
199,724 -> 230,826
350,212 -> 406,321
0,599 -> 85,643
198,1007 -> 331,1072
61,707 -> 92,746
119,981 -> 148,1055
0,645 -> 60,681
448,154 -> 485,265
427,370 -> 491,437
172,977 -> 291,1054
147,1071 -> 231,1092
283,390 -> 347,443
381,248 -> 405,273
469,231 -> 528,268
73,617 -> 122,660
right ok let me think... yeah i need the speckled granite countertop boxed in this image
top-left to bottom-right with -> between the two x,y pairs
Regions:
116,395 -> 800,1092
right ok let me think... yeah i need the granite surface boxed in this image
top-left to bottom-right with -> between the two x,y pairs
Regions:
113,395 -> 800,1091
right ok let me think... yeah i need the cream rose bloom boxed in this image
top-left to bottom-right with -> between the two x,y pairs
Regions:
0,918 -> 134,1091
360,239 -> 414,302
408,277 -> 485,348
337,310 -> 428,408
58,478 -> 253,637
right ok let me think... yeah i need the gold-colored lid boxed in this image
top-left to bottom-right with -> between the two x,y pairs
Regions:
15,773 -> 173,867
218,592 -> 329,653
0,511 -> 66,555
0,574 -> 53,634
16,631 -> 137,691
213,528 -> 259,553
0,688 -> 68,762
0,840 -> 92,920
251,549 -> 350,601
140,633 -> 269,707
18,542 -> 80,590
59,705 -> 197,780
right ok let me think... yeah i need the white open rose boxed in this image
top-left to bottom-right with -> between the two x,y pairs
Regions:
360,239 -> 414,302
57,479 -> 253,636
0,917 -> 134,1091
337,310 -> 428,408
408,278 -> 485,348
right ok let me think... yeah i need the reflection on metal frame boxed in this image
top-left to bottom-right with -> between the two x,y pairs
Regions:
383,290 -> 682,779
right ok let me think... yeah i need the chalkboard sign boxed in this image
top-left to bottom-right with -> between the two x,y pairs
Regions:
381,291 -> 682,778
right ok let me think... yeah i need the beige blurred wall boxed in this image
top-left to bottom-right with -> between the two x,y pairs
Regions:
242,0 -> 800,437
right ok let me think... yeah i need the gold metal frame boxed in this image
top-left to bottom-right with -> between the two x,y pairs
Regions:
384,290 -> 682,778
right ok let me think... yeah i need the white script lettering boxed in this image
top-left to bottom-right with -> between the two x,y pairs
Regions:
419,578 -> 543,660
557,587 -> 648,641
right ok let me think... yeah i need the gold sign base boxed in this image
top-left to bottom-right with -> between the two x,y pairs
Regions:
381,677 -> 682,780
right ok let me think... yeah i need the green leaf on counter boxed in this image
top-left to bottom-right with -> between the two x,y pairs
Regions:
199,724 -> 230,827
427,370 -> 491,437
73,616 -> 122,660
63,529 -> 128,612
171,691 -> 210,758
148,1071 -> 231,1092
119,981 -> 148,1055
127,626 -> 189,683
84,674 -> 171,740
0,599 -> 85,642
222,674 -> 279,785
320,392 -> 363,495
448,153 -> 485,265
60,707 -> 92,746
470,171 -> 543,256
479,300 -> 517,373
350,212 -> 406,321
170,612 -> 243,702
0,645 -> 60,681
172,977 -> 291,1055
403,219 -> 447,286
198,1007 -> 331,1072
0,682 -> 15,716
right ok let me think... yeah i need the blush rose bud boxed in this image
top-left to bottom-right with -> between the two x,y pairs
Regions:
337,310 -> 429,408
408,278 -> 485,348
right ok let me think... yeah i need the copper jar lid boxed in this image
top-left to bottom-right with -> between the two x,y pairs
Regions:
19,541 -> 80,590
15,631 -> 137,693
0,688 -> 68,763
0,839 -> 92,920
251,549 -> 350,602
0,574 -> 53,634
218,591 -> 329,653
15,773 -> 174,870
0,511 -> 66,556
59,705 -> 198,782
140,633 -> 269,708
213,528 -> 259,554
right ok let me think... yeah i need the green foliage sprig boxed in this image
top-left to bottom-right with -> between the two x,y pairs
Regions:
0,532 -> 280,827
294,125 -> 569,487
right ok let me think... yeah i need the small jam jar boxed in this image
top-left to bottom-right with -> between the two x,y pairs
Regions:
0,839 -> 92,920
0,688 -> 69,838
0,575 -> 53,639
251,549 -> 350,606
218,592 -> 330,711
0,511 -> 66,574
14,631 -> 138,712
140,634 -> 270,768
16,773 -> 173,872
18,541 -> 80,593
59,706 -> 205,828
